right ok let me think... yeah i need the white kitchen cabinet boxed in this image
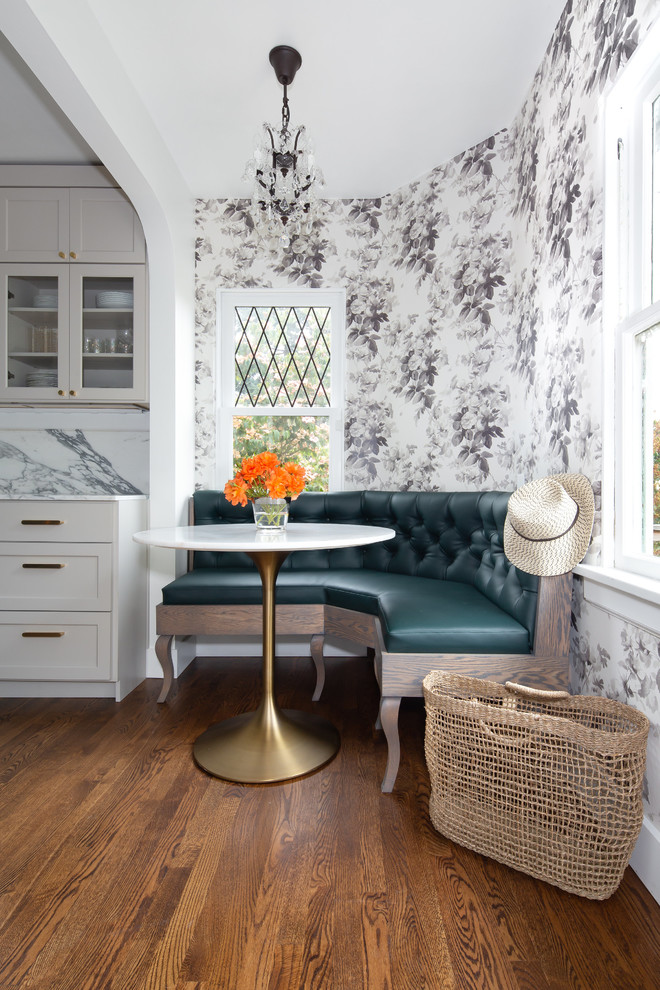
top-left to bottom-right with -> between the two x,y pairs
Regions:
1,263 -> 147,403
0,187 -> 145,263
0,497 -> 148,700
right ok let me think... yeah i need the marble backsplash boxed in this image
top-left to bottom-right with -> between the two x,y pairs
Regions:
0,410 -> 149,496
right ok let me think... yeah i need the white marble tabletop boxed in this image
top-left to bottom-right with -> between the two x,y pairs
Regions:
133,522 -> 395,553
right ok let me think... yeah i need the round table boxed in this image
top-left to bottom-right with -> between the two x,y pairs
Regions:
133,522 -> 395,784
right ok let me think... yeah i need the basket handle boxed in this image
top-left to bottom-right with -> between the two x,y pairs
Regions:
504,681 -> 570,702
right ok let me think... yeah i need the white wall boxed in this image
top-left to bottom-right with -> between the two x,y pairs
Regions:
0,1 -> 196,670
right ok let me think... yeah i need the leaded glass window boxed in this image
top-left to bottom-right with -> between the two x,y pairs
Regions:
218,290 -> 345,492
234,306 -> 331,408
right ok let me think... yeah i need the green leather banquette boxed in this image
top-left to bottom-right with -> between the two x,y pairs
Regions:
155,490 -> 572,791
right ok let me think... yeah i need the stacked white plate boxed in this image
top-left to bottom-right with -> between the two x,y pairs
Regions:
26,372 -> 58,387
33,291 -> 58,308
96,290 -> 133,308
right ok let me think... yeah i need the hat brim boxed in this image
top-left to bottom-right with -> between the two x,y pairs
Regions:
503,473 -> 595,576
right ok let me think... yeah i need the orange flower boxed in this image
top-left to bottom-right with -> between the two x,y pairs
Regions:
266,466 -> 290,499
240,455 -> 264,483
257,451 -> 279,472
224,475 -> 249,506
282,462 -> 306,496
224,451 -> 306,503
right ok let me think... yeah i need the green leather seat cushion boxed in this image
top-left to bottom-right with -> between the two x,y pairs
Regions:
162,568 -> 328,606
162,567 -> 421,608
376,583 -> 531,654
161,567 -> 531,654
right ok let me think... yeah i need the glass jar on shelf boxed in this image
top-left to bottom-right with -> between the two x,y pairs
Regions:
117,329 -> 133,353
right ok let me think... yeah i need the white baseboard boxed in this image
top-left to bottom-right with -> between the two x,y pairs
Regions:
173,637 -> 196,676
145,645 -> 160,679
194,634 -> 360,658
0,680 -> 116,698
145,638 -> 196,679
629,815 -> 660,905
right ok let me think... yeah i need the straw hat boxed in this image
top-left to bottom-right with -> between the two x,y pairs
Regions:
503,474 -> 595,576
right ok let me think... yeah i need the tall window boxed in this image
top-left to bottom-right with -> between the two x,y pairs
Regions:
217,289 -> 345,491
607,23 -> 660,578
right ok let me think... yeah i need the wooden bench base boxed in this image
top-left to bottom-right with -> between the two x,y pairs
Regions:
155,604 -> 325,704
154,572 -> 572,792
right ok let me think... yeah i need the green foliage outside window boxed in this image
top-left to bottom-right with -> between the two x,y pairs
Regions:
233,415 -> 330,492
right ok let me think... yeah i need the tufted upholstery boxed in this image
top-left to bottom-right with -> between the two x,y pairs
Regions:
163,490 -> 539,652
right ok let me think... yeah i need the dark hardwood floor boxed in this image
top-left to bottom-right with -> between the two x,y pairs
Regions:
0,654 -> 658,990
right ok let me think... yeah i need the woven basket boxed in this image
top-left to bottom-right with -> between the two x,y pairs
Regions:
423,671 -> 649,899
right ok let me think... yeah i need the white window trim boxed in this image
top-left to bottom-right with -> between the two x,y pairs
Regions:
602,18 -> 660,592
215,288 -> 346,491
613,302 -> 660,579
575,561 -> 660,637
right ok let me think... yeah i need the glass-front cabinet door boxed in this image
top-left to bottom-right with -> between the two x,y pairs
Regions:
1,264 -> 68,400
68,265 -> 146,402
1,263 -> 146,403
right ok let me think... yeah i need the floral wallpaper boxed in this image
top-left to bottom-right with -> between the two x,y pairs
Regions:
195,0 -> 660,823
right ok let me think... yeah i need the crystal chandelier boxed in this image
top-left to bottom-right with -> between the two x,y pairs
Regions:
244,46 -> 324,248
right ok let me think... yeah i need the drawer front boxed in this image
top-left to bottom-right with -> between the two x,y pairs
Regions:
0,543 -> 112,610
0,501 -> 115,543
0,612 -> 112,680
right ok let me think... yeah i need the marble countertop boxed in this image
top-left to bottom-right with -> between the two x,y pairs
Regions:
0,494 -> 148,501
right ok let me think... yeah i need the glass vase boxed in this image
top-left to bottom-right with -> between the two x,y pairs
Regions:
252,497 -> 289,531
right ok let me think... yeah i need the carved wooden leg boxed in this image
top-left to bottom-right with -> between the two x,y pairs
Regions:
310,633 -> 326,702
154,634 -> 174,704
379,696 -> 402,793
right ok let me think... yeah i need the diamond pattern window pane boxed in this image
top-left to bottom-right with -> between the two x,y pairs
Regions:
234,306 -> 331,407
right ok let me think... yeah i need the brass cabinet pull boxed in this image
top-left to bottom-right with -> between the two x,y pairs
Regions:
58,251 -> 66,259
22,631 -> 65,638
69,390 -> 77,397
21,519 -> 64,526
22,562 -> 66,569
58,390 -> 65,396
69,252 -> 77,259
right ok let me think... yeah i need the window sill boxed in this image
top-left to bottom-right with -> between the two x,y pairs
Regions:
573,563 -> 660,636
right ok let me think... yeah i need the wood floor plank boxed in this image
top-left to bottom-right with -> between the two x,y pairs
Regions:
0,708 -> 212,985
136,787 -> 240,990
0,656 -> 658,990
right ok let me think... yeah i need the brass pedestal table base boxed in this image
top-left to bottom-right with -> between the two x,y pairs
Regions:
193,547 -> 340,783
193,700 -> 340,783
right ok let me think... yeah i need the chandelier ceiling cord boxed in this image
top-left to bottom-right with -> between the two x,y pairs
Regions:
244,45 -> 324,248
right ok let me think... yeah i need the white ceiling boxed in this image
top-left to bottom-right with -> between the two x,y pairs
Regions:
0,0 -> 567,199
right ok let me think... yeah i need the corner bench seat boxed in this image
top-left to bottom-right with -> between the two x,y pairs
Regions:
162,568 -> 532,655
154,490 -> 572,791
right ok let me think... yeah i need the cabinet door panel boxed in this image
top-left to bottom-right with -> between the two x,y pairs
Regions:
0,189 -> 68,261
0,265 -> 69,400
69,265 -> 147,401
0,611 -> 112,679
0,500 -> 115,542
0,543 -> 113,610
69,188 -> 145,262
